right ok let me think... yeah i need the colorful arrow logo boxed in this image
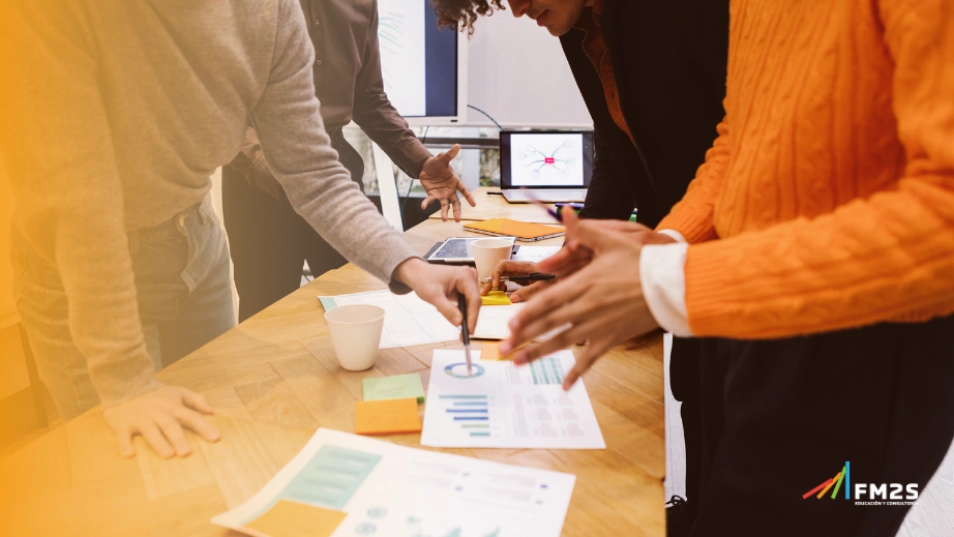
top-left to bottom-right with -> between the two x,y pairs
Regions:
802,461 -> 851,500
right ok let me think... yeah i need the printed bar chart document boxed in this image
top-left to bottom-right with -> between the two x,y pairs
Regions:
319,290 -> 460,348
212,429 -> 576,537
422,350 -> 606,449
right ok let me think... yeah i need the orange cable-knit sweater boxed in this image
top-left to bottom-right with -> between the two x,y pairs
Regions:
656,0 -> 954,339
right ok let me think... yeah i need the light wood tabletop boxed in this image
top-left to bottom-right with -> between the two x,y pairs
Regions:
0,188 -> 665,537
427,187 -> 573,224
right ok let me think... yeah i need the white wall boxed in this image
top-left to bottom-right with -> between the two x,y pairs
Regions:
466,11 -> 592,129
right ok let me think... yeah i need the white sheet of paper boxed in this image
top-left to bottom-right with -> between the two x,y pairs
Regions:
319,290 -> 460,348
512,245 -> 562,264
421,350 -> 606,449
212,428 -> 576,537
472,303 -> 524,340
472,303 -> 569,341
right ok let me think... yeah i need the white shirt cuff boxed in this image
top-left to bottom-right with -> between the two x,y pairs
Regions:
657,229 -> 687,244
640,242 -> 693,337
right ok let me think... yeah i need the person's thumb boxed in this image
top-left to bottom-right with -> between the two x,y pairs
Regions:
429,290 -> 463,327
440,144 -> 461,164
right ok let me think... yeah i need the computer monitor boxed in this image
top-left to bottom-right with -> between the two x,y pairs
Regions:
377,0 -> 467,125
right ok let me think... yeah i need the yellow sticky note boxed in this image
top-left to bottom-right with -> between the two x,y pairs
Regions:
355,397 -> 422,435
481,290 -> 512,306
244,499 -> 346,537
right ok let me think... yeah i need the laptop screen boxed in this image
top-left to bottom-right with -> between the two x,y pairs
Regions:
500,131 -> 594,189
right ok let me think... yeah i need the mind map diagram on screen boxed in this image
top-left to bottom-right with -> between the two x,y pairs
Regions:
510,133 -> 585,186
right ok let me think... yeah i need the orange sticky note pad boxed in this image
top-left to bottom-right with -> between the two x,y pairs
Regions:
244,499 -> 346,537
480,341 -> 528,361
481,342 -> 502,361
355,397 -> 422,435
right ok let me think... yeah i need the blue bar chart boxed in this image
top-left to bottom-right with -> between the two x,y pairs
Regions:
439,395 -> 491,437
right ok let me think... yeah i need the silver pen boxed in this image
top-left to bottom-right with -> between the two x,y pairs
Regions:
457,293 -> 473,376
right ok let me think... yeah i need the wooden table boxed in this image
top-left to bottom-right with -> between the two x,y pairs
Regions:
0,188 -> 666,537
428,188 -> 573,224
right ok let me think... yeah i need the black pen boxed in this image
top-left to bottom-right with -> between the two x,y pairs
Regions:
480,272 -> 556,285
457,292 -> 473,376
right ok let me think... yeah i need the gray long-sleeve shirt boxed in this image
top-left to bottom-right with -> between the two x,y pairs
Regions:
4,0 -> 419,406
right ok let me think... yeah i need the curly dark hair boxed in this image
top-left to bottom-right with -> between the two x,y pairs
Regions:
430,0 -> 507,36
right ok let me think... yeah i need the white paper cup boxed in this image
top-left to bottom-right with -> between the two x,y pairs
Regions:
473,238 -> 514,282
324,304 -> 386,371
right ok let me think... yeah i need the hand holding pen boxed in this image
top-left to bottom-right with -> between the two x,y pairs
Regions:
479,262 -> 565,303
457,292 -> 473,376
479,272 -> 556,285
479,193 -> 594,303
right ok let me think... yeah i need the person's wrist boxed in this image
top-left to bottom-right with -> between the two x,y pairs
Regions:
393,257 -> 429,290
656,229 -> 687,244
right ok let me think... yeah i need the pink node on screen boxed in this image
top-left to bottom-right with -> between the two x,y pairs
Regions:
544,157 -> 555,164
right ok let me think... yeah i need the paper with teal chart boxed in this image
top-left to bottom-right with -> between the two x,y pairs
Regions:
422,350 -> 606,449
211,428 -> 576,537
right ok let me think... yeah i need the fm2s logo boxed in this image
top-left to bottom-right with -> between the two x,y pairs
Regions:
802,461 -> 919,501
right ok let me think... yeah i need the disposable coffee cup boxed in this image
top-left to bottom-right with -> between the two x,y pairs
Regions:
473,238 -> 514,282
324,304 -> 385,371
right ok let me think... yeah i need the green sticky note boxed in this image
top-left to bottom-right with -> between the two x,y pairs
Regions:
363,373 -> 425,403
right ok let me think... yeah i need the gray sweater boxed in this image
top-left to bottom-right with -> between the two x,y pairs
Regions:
5,0 -> 418,406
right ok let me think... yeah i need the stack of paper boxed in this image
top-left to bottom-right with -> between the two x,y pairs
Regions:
212,429 -> 576,537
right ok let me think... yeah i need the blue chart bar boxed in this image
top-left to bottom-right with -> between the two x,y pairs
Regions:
453,402 -> 488,406
454,416 -> 489,421
445,409 -> 488,413
470,432 -> 491,437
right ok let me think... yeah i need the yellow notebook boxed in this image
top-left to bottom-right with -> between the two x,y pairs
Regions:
355,397 -> 422,435
464,218 -> 565,241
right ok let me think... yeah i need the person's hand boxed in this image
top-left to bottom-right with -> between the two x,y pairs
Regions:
419,144 -> 477,222
479,247 -> 591,302
498,210 -> 664,389
103,385 -> 220,459
479,260 -> 546,302
394,258 -> 480,334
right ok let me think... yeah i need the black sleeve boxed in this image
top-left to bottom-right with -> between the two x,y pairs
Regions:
578,128 -> 638,221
